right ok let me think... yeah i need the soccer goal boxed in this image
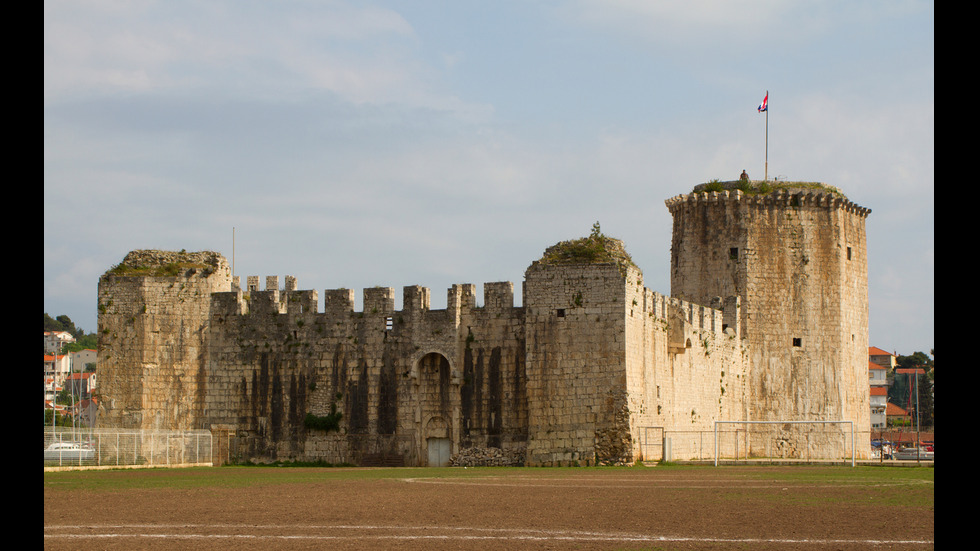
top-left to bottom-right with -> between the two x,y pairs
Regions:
713,420 -> 855,467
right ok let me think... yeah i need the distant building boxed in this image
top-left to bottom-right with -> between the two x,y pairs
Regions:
869,346 -> 896,369
70,349 -> 97,371
868,349 -> 890,430
45,400 -> 67,417
71,398 -> 99,427
886,402 -> 908,425
868,360 -> 888,387
44,377 -> 62,405
870,386 -> 888,429
66,372 -> 97,399
44,354 -> 70,387
868,347 -> 896,430
44,331 -> 75,354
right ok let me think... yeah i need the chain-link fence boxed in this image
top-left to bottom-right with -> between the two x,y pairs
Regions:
43,427 -> 214,469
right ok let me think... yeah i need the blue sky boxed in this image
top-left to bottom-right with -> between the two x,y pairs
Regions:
44,0 -> 933,357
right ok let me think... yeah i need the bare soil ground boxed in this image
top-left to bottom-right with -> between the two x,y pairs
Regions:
44,465 -> 934,550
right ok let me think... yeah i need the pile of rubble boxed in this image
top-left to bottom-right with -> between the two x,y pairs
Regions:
450,447 -> 524,467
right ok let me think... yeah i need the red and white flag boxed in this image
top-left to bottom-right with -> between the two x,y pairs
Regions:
758,92 -> 768,113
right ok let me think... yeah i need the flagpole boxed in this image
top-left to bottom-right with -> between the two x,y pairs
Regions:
764,90 -> 768,182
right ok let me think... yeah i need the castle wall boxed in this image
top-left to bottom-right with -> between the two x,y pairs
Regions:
521,258 -> 749,465
94,250 -> 754,465
626,289 -> 749,462
204,277 -> 526,465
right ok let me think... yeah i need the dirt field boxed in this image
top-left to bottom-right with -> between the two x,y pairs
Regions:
44,465 -> 934,550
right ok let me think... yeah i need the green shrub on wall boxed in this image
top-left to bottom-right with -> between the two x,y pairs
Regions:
304,403 -> 343,432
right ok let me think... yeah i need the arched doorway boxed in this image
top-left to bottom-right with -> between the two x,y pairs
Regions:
414,351 -> 457,466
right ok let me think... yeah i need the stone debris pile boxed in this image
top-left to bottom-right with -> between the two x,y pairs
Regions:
450,447 -> 524,467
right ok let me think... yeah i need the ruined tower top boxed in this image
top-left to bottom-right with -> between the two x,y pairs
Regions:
102,249 -> 230,279
531,224 -> 638,274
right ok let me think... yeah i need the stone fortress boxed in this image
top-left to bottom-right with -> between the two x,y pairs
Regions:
96,181 -> 871,466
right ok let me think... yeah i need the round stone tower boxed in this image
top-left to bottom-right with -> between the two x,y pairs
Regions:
665,181 -> 871,459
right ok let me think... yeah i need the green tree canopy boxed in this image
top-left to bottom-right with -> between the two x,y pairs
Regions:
888,350 -> 934,429
44,313 -> 86,338
45,313 -> 98,355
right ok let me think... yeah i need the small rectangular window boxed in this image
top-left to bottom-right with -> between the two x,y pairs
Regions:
792,338 -> 802,347
847,246 -> 852,260
729,247 -> 739,261
556,309 -> 565,318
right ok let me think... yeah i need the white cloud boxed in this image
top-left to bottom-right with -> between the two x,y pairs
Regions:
44,0 -> 487,117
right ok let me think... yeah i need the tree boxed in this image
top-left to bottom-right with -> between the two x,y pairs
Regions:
44,312 -> 65,332
915,374 -> 934,428
44,313 -> 87,339
63,333 -> 98,354
897,351 -> 934,371
45,312 -> 97,355
57,315 -> 78,336
888,350 -> 934,429
44,408 -> 73,427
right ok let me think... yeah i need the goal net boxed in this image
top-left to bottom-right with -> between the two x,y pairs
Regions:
713,420 -> 855,466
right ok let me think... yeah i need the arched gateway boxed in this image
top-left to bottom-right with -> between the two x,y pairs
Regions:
414,351 -> 458,466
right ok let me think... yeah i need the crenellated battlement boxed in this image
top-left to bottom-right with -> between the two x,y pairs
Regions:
215,276 -> 518,320
642,290 -> 739,341
664,184 -> 871,217
482,281 -> 515,312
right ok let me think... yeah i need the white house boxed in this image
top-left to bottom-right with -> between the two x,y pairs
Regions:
870,384 -> 888,429
44,377 -> 62,405
868,347 -> 894,430
44,353 -> 71,387
44,331 -> 75,354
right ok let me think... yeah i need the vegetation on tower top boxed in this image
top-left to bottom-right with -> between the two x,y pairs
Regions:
537,222 -> 636,269
105,250 -> 223,278
695,180 -> 845,198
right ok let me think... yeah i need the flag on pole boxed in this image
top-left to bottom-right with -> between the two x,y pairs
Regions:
759,91 -> 769,182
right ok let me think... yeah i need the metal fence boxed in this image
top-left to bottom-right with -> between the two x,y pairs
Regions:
43,427 -> 214,469
641,426 -> 876,464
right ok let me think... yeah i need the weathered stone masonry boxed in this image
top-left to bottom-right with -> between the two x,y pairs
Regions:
666,183 -> 871,458
97,183 -> 871,465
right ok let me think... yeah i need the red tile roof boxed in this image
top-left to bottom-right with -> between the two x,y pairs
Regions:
896,368 -> 926,375
870,387 -> 888,396
869,346 -> 894,356
886,402 -> 908,416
